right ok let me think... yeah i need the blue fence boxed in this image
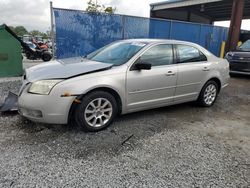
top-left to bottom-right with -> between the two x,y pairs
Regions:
53,8 -> 228,59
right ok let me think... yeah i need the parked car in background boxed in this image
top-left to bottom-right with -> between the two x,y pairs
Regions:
34,35 -> 43,43
18,39 -> 229,132
22,34 -> 32,43
225,39 -> 250,75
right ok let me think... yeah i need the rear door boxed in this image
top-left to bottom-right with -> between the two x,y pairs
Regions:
174,44 -> 211,102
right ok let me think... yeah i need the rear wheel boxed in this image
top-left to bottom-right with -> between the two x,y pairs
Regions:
197,80 -> 218,107
74,91 -> 118,132
42,52 -> 52,62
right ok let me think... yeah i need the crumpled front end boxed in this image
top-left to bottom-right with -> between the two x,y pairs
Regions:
18,82 -> 75,124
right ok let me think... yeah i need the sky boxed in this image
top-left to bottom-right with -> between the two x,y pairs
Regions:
0,0 -> 250,32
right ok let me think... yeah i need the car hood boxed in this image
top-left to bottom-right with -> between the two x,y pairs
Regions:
25,57 -> 113,82
229,51 -> 250,58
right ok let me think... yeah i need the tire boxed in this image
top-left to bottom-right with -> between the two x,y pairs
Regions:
42,52 -> 52,62
197,80 -> 219,107
74,91 -> 118,132
25,52 -> 31,59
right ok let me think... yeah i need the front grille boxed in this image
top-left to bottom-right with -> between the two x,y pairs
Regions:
230,61 -> 250,72
232,57 -> 250,62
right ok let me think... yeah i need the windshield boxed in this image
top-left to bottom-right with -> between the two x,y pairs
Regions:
87,42 -> 146,65
239,40 -> 250,50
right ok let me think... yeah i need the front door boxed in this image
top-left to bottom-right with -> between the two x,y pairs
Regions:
126,44 -> 177,112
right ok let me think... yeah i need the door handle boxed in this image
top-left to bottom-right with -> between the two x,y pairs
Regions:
165,71 -> 175,76
202,67 -> 210,71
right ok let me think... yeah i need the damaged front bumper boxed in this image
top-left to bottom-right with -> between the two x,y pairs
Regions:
0,92 -> 18,112
18,84 -> 75,124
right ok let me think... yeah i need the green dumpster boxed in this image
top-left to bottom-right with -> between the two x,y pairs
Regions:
0,24 -> 23,77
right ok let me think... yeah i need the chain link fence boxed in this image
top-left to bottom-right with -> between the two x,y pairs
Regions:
53,8 -> 228,59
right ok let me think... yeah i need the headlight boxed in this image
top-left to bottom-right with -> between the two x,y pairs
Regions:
28,80 -> 63,95
225,52 -> 233,59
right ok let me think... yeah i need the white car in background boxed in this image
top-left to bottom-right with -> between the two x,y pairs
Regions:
18,39 -> 230,131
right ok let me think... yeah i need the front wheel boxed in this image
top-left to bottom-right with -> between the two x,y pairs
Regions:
197,80 -> 218,107
74,91 -> 118,132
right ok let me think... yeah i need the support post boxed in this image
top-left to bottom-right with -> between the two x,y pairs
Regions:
122,15 -> 125,39
169,21 -> 172,39
225,0 -> 245,52
50,1 -> 55,59
220,41 -> 226,58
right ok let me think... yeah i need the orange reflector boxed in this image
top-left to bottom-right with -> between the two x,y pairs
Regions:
74,99 -> 81,104
63,92 -> 71,97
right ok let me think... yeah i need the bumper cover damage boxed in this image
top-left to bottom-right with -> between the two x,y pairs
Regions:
0,92 -> 18,112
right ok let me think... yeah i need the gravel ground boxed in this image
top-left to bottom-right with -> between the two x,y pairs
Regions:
0,65 -> 249,187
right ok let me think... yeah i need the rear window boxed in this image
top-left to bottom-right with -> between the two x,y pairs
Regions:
176,45 -> 207,63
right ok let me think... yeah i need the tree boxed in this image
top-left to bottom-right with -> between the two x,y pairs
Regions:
8,25 -> 49,40
41,32 -> 49,39
86,0 -> 101,12
46,30 -> 52,38
29,30 -> 42,36
13,26 -> 28,36
8,26 -> 15,32
85,0 -> 116,13
104,6 -> 116,14
29,30 -> 51,40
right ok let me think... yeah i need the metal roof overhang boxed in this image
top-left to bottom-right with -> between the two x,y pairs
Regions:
151,0 -> 222,10
150,0 -> 250,21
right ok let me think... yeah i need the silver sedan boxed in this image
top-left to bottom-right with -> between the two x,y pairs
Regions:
18,39 -> 230,131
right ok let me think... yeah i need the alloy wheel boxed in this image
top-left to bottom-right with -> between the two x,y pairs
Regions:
84,98 -> 113,127
203,84 -> 217,105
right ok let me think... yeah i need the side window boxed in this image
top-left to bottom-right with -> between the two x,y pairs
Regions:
176,45 -> 207,63
140,44 -> 173,66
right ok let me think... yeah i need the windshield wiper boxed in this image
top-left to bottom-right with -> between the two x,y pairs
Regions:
81,55 -> 88,60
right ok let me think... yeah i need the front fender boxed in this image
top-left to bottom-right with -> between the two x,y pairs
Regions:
52,72 -> 126,112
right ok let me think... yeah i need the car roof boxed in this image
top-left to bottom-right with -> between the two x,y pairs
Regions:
121,38 -> 200,46
120,38 -> 214,57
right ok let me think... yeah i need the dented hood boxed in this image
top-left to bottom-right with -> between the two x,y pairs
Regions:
25,57 -> 113,82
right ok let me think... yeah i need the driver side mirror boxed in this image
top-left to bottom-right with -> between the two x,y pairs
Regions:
134,60 -> 152,70
135,63 -> 151,70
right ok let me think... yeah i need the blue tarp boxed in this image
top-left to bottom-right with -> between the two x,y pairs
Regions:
53,8 -> 228,59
